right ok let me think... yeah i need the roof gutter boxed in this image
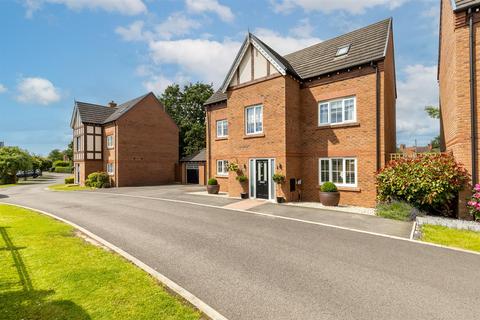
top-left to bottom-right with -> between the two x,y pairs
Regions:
469,7 -> 478,186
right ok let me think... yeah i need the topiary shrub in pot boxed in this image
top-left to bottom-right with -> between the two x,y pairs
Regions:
207,178 -> 220,194
319,182 -> 340,206
236,175 -> 248,199
272,173 -> 286,203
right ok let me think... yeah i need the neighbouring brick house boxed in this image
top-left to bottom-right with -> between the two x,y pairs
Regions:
204,19 -> 397,207
70,92 -> 179,187
439,0 -> 480,217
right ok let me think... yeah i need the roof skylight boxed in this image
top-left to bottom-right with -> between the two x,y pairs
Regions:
336,45 -> 351,57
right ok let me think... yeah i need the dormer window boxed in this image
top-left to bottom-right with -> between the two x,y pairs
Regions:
336,45 -> 351,57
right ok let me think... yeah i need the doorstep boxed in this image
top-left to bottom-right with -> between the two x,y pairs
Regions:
284,202 -> 375,216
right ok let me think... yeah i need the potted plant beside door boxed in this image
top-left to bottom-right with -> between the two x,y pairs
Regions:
272,173 -> 286,203
236,174 -> 249,199
319,182 -> 340,206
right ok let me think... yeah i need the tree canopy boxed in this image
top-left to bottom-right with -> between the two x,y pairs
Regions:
159,82 -> 214,157
0,147 -> 32,184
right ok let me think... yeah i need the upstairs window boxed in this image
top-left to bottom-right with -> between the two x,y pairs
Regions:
336,45 -> 351,57
216,120 -> 228,138
245,105 -> 263,135
318,97 -> 356,126
107,135 -> 114,149
75,136 -> 81,152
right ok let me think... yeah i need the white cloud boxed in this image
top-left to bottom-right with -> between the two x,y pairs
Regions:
290,18 -> 314,38
116,14 -> 201,42
186,0 -> 234,22
143,74 -> 191,94
396,65 -> 439,145
16,77 -> 61,105
271,0 -> 408,14
23,0 -> 147,18
254,28 -> 321,55
144,27 -> 321,87
155,13 -> 201,40
0,84 -> 7,93
115,20 -> 150,42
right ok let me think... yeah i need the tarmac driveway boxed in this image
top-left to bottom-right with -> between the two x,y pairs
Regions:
1,177 -> 479,320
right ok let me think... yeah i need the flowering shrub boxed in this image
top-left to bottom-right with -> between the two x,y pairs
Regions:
467,184 -> 480,221
377,153 -> 469,215
227,162 -> 239,172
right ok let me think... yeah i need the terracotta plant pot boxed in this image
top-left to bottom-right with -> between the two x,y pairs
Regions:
319,191 -> 340,206
207,184 -> 220,194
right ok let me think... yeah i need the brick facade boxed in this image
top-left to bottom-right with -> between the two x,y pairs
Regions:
439,0 -> 480,218
206,28 -> 396,207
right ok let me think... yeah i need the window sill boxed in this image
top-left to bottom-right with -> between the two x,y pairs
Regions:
337,186 -> 361,192
317,122 -> 360,130
216,175 -> 229,179
215,137 -> 228,141
243,133 -> 265,139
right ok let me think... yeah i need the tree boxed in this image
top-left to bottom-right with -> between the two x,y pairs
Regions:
0,147 -> 32,184
425,105 -> 441,150
64,141 -> 73,160
48,149 -> 64,162
425,105 -> 440,119
159,82 -> 214,157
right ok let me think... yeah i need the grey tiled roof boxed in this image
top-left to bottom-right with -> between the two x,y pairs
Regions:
76,102 -> 116,124
75,92 -> 152,125
205,18 -> 392,106
103,92 -> 150,123
204,90 -> 227,106
454,0 -> 480,11
180,148 -> 206,162
284,18 -> 391,79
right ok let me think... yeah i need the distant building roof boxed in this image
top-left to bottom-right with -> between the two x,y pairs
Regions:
205,18 -> 392,106
180,148 -> 206,162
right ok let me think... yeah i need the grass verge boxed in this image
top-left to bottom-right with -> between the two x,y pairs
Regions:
376,201 -> 414,221
0,204 -> 201,320
421,224 -> 480,253
48,184 -> 94,191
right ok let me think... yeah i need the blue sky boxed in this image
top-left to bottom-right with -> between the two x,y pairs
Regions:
0,0 -> 440,155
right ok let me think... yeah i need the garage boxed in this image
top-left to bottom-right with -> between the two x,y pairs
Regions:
180,148 -> 206,185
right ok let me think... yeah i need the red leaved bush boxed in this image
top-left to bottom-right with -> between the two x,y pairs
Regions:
376,153 -> 469,215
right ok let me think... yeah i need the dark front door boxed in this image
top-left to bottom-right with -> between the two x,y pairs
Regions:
256,160 -> 269,199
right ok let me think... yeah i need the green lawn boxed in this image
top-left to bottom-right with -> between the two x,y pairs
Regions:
0,204 -> 201,320
48,184 -> 94,191
376,201 -> 414,221
421,224 -> 480,253
0,184 -> 16,189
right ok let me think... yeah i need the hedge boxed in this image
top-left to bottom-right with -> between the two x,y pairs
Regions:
85,172 -> 110,188
64,177 -> 74,184
55,166 -> 73,174
53,160 -> 71,168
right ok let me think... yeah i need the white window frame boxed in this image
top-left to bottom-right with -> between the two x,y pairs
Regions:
216,160 -> 229,176
216,120 -> 228,138
107,163 -> 114,176
318,96 -> 356,126
318,158 -> 357,188
336,45 -> 351,57
245,105 -> 263,135
106,135 -> 114,149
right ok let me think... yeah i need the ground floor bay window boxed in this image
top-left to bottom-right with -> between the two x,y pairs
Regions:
319,158 -> 357,187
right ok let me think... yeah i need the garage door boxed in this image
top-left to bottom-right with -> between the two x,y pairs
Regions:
186,163 -> 199,184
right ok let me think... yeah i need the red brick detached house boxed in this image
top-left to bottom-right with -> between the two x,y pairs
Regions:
439,0 -> 480,216
70,92 -> 179,187
204,19 -> 397,207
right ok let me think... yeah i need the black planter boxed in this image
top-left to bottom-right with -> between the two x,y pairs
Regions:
276,196 -> 285,203
240,192 -> 249,199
